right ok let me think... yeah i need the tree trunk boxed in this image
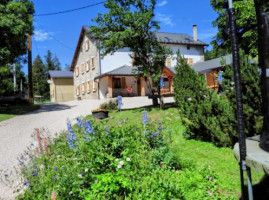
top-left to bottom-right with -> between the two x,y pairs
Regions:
157,86 -> 164,109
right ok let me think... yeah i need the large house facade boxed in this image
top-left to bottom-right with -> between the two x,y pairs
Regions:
70,25 -> 208,100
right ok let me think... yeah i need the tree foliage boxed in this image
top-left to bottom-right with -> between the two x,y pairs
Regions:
210,0 -> 263,57
0,63 -> 27,96
0,0 -> 34,66
89,0 -> 171,106
45,50 -> 61,72
32,55 -> 48,97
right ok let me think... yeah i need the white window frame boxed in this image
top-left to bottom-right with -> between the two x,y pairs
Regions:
92,77 -> 96,92
85,39 -> 89,51
76,86 -> 80,96
81,62 -> 85,74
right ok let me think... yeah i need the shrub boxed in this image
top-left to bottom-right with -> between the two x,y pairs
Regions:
99,99 -> 118,110
17,114 -> 222,199
173,52 -> 236,146
222,52 -> 263,136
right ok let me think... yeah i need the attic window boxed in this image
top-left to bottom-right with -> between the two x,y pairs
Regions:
187,45 -> 190,50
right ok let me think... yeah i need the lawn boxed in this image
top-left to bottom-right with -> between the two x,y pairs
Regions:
0,104 -> 40,122
86,104 -> 265,199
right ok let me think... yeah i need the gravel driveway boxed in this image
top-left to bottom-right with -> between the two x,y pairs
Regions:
0,97 -> 174,199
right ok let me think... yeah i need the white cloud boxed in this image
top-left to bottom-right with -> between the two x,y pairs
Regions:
198,29 -> 218,41
33,30 -> 53,42
156,13 -> 174,27
157,0 -> 167,7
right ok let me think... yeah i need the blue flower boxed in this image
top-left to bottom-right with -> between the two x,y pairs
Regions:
53,174 -> 57,181
105,126 -> 109,135
24,181 -> 29,186
4,174 -> 8,177
66,122 -> 76,149
117,96 -> 122,111
76,118 -> 83,128
53,167 -> 58,171
143,111 -> 148,125
62,167 -> 66,171
85,121 -> 94,134
32,172 -> 38,176
149,133 -> 158,137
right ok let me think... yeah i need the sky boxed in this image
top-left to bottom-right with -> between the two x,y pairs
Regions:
26,0 -> 218,74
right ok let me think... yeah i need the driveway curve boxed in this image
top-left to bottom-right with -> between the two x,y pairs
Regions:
0,97 -> 174,199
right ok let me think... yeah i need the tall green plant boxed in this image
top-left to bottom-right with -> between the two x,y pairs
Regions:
173,52 -> 236,146
222,53 -> 263,136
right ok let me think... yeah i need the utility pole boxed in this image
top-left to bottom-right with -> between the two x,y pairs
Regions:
27,33 -> 34,103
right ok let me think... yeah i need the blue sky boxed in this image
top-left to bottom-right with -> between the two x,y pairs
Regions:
27,0 -> 218,74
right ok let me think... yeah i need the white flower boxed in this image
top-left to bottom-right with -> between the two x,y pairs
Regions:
78,174 -> 83,179
187,97 -> 192,101
231,82 -> 234,86
117,164 -> 122,168
119,161 -> 124,165
69,191 -> 73,195
126,157 -> 131,162
39,164 -> 45,171
115,158 -> 119,162
57,155 -> 61,158
231,87 -> 234,90
85,168 -> 89,173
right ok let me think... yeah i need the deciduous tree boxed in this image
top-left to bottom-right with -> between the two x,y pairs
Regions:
89,0 -> 171,108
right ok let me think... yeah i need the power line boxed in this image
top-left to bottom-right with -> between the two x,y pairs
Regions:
34,1 -> 106,17
33,37 -> 40,55
34,20 -> 75,52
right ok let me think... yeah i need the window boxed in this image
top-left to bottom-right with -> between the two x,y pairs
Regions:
187,45 -> 190,50
114,78 -> 121,89
81,63 -> 85,74
166,57 -> 171,67
131,56 -> 135,65
87,81 -> 90,93
76,86 -> 80,96
85,40 -> 89,51
86,60 -> 90,72
91,57 -> 95,70
76,66 -> 79,77
188,58 -> 193,65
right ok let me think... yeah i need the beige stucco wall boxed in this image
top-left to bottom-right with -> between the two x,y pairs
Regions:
50,78 -> 74,102
73,34 -> 99,100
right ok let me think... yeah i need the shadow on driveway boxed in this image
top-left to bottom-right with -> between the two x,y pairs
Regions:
26,103 -> 76,115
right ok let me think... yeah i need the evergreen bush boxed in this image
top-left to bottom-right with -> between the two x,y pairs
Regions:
222,53 -> 263,137
173,52 -> 236,146
173,51 -> 263,146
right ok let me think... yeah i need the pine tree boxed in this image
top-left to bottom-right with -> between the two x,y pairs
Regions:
32,55 -> 48,97
222,52 -> 263,136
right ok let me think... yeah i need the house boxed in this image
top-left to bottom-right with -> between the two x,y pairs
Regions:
70,25 -> 208,99
192,55 -> 232,91
48,70 -> 74,102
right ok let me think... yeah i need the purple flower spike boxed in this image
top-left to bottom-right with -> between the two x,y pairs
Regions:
76,118 -> 83,128
143,111 -> 148,125
32,172 -> 38,176
53,174 -> 57,181
149,133 -> 158,137
105,126 -> 109,135
53,167 -> 58,171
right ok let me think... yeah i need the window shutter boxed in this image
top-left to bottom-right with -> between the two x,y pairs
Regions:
93,80 -> 97,91
86,60 -> 90,71
92,58 -> 95,69
87,81 -> 90,93
84,82 -> 87,94
166,57 -> 171,67
189,58 -> 193,65
77,66 -> 80,76
122,77 -> 126,88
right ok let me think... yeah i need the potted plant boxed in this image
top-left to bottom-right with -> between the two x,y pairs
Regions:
92,108 -> 109,119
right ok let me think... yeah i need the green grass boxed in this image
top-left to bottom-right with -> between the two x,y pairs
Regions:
87,104 -> 265,199
0,104 -> 40,122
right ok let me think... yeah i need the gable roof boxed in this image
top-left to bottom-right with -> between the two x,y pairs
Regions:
155,32 -> 208,46
48,70 -> 73,79
70,26 -> 208,71
95,65 -> 176,79
192,55 -> 232,73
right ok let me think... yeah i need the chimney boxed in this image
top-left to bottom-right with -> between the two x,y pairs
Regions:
193,25 -> 197,41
